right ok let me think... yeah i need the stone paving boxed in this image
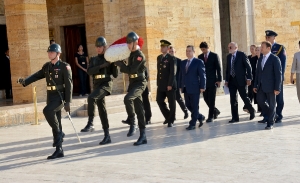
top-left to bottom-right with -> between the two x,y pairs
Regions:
0,85 -> 300,183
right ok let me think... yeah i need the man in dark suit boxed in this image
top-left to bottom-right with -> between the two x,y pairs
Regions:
169,46 -> 189,119
3,49 -> 12,99
264,30 -> 286,123
225,42 -> 255,123
253,41 -> 282,130
179,45 -> 206,130
156,40 -> 177,127
198,42 -> 222,122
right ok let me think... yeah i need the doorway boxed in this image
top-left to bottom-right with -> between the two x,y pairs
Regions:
64,24 -> 90,95
0,24 -> 12,101
219,0 -> 231,78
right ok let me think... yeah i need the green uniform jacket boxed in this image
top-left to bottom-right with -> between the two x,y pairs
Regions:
24,60 -> 73,103
87,54 -> 118,94
118,49 -> 147,91
157,53 -> 177,91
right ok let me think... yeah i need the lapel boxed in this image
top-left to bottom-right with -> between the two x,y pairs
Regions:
186,58 -> 194,74
262,55 -> 271,71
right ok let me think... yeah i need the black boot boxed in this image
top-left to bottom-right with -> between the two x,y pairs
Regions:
133,128 -> 147,146
47,145 -> 64,160
99,129 -> 111,145
184,110 -> 188,119
121,117 -> 130,125
53,131 -> 64,147
52,131 -> 65,147
81,117 -> 95,132
127,117 -> 137,137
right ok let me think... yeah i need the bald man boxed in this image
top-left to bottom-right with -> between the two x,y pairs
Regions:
225,42 -> 255,123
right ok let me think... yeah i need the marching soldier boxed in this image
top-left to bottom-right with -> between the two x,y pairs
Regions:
157,40 -> 177,127
121,69 -> 152,125
114,32 -> 147,146
17,43 -> 72,159
80,36 -> 118,145
263,30 -> 286,123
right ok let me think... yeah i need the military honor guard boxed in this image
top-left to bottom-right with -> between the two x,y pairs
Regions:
80,37 -> 118,145
263,30 -> 286,123
114,32 -> 148,146
169,46 -> 189,119
156,40 -> 177,127
121,69 -> 152,125
17,44 -> 73,159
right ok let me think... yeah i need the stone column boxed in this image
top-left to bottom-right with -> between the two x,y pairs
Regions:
5,0 -> 50,104
229,0 -> 255,54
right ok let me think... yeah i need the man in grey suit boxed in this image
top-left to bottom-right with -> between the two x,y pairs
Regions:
253,41 -> 282,130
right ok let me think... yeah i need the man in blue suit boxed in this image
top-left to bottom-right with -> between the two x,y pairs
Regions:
179,45 -> 206,130
253,41 -> 282,130
262,30 -> 286,123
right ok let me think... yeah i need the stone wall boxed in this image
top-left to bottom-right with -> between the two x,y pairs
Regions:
5,0 -> 49,104
252,0 -> 300,83
143,0 -> 220,96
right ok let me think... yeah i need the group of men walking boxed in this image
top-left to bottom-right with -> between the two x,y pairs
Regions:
16,28 -> 287,160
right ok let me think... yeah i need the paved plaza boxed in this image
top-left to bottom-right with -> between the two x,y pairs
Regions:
1,85 -> 300,183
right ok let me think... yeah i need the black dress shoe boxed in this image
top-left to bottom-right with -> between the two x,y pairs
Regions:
206,118 -> 213,123
47,148 -> 64,160
186,126 -> 195,130
184,111 -> 188,119
163,120 -> 168,125
265,125 -> 274,130
275,119 -> 282,123
214,110 -> 221,119
228,119 -> 239,123
81,122 -> 95,132
258,119 -> 267,123
167,123 -> 173,127
250,112 -> 255,120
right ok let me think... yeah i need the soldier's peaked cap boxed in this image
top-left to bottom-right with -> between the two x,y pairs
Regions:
160,40 -> 171,46
265,30 -> 278,37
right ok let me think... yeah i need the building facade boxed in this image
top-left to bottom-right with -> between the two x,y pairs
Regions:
0,0 -> 299,104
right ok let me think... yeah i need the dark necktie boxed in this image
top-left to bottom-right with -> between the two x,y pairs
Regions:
204,54 -> 208,62
231,55 -> 236,77
186,60 -> 191,73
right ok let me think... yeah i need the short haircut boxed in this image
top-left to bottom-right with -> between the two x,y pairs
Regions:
230,42 -> 238,47
186,45 -> 195,51
250,44 -> 256,48
50,39 -> 55,44
169,45 -> 173,49
199,42 -> 208,48
261,41 -> 272,48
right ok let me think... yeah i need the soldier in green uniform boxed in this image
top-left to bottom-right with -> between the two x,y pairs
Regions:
156,40 -> 177,127
114,32 -> 147,146
80,36 -> 118,145
17,43 -> 73,160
